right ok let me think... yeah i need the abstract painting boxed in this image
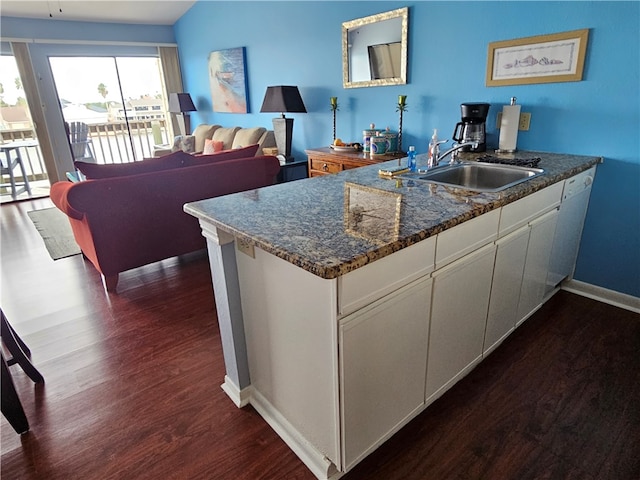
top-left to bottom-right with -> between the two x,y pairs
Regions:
208,47 -> 249,113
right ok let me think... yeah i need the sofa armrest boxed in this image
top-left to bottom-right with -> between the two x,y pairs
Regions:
50,181 -> 84,220
153,145 -> 172,157
257,130 -> 276,155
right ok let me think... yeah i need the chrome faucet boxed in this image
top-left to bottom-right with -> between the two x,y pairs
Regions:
427,140 -> 448,168
433,141 -> 479,166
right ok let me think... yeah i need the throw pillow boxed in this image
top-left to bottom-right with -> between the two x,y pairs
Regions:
180,136 -> 196,153
186,144 -> 260,167
203,139 -> 225,155
231,127 -> 266,150
193,124 -> 221,152
170,135 -> 195,153
75,150 -> 192,179
211,126 -> 241,150
170,135 -> 182,153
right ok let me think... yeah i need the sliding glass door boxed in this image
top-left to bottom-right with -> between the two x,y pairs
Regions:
0,54 -> 49,202
49,56 -> 170,165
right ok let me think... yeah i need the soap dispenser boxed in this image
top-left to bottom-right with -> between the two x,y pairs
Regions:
428,129 -> 439,168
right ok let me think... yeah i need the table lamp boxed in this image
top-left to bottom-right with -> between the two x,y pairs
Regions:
168,93 -> 197,136
260,86 -> 307,159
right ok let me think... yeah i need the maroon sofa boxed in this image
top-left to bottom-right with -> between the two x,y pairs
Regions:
50,148 -> 280,292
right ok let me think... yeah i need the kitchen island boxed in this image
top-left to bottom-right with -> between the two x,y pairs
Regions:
185,150 -> 600,479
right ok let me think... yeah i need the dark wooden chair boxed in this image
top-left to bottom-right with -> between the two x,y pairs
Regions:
1,309 -> 44,434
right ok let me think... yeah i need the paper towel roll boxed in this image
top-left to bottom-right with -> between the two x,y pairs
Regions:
498,104 -> 521,152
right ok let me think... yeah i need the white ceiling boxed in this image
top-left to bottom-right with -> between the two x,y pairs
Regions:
1,0 -> 196,26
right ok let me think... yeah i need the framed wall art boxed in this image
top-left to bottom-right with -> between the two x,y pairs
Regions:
208,47 -> 249,113
486,29 -> 589,86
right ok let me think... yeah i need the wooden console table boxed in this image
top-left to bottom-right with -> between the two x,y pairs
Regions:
305,147 -> 406,177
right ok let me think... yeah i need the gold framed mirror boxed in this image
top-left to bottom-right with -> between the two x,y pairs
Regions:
342,7 -> 409,89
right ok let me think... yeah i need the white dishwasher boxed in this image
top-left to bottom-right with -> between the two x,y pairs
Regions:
546,166 -> 597,293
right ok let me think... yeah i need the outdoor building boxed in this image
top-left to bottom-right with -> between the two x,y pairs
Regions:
0,105 -> 31,130
109,97 -> 165,122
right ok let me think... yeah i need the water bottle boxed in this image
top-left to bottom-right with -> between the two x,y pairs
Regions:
408,145 -> 417,172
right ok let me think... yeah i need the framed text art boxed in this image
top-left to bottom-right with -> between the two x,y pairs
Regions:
208,47 -> 249,113
486,29 -> 589,86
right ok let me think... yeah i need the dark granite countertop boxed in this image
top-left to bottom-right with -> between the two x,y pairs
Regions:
185,151 -> 601,279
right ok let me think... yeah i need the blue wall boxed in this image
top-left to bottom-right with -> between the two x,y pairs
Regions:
175,1 -> 639,298
1,2 -> 638,297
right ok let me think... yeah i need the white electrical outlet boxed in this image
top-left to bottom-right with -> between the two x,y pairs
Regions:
519,112 -> 531,131
236,237 -> 255,258
497,112 -> 531,131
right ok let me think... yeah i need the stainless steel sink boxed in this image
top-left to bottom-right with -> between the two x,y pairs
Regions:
400,162 -> 544,192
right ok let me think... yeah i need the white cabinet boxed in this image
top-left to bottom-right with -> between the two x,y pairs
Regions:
498,182 -> 563,236
496,181 -> 563,329
426,243 -> 497,402
484,226 -> 530,355
339,236 -> 435,316
517,208 -> 559,324
435,209 -> 500,269
340,276 -> 432,470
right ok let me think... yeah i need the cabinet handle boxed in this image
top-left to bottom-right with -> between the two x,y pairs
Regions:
322,163 -> 329,171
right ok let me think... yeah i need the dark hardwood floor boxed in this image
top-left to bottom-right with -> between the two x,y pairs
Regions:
2,198 -> 639,480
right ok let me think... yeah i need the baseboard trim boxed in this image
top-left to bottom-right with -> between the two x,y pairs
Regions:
221,376 -> 251,408
249,389 -> 342,480
561,280 -> 640,314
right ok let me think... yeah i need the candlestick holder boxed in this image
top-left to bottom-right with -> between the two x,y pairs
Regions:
396,95 -> 408,153
330,97 -> 339,142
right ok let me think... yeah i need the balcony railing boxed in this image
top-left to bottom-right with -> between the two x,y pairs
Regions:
1,120 -> 173,185
85,119 -> 172,165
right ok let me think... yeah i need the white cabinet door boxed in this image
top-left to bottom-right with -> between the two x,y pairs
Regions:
517,208 -> 559,324
484,225 -> 530,355
340,276 -> 432,471
426,243 -> 497,403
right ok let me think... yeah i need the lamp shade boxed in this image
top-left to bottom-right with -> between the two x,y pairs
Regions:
168,93 -> 197,113
260,86 -> 307,114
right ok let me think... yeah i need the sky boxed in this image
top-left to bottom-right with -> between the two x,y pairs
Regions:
49,57 -> 163,104
0,56 -> 23,104
0,55 -> 163,106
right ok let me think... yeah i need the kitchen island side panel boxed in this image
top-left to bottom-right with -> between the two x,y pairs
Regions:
236,245 -> 341,468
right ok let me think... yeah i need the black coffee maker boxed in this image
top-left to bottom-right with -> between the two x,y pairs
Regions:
452,103 -> 491,152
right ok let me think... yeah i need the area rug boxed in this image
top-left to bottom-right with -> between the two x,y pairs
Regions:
27,207 -> 81,260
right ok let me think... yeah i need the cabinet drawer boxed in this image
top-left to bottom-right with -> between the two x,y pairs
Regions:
499,181 -> 562,237
310,157 -> 342,174
343,163 -> 360,170
435,208 -> 500,269
339,236 -> 436,316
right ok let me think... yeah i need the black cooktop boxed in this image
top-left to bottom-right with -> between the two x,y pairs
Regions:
476,155 -> 542,168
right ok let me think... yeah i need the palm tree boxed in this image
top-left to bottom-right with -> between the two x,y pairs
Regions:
0,82 -> 6,107
15,77 -> 22,91
98,83 -> 108,99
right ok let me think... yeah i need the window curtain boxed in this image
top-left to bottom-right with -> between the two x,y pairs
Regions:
158,46 -> 184,140
11,42 -> 64,183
